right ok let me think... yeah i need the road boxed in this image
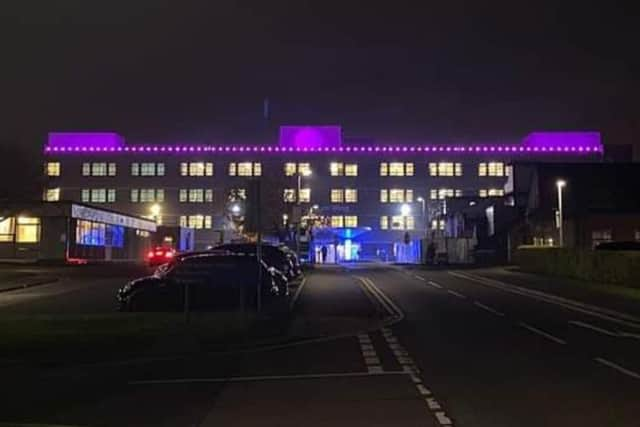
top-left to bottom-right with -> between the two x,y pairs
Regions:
2,263 -> 639,426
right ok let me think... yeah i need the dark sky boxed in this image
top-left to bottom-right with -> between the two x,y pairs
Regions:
1,1 -> 638,147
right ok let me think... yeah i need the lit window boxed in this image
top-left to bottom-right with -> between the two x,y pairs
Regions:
299,188 -> 311,203
82,163 -> 91,176
82,162 -> 116,176
298,163 -> 310,175
592,230 -> 613,248
189,189 -> 204,203
140,163 -> 156,176
381,162 -> 413,176
181,162 -> 213,176
284,163 -> 297,176
229,188 -> 246,199
131,163 -> 139,176
406,216 -> 415,230
46,162 -> 60,176
238,162 -> 251,176
479,162 -> 505,177
107,189 -> 116,202
330,162 -> 343,176
479,188 -> 504,197
344,216 -> 358,227
389,162 -> 405,176
91,189 -> 106,203
430,188 -> 459,200
380,216 -> 389,230
330,189 -> 344,203
283,189 -> 296,203
157,163 -> 165,176
0,217 -> 15,242
179,215 -> 213,230
81,189 -> 90,202
345,164 -> 358,176
386,189 -> 412,203
330,216 -> 344,228
431,219 -> 445,230
108,163 -> 116,176
231,162 -> 261,176
131,189 -> 162,203
345,189 -> 358,203
16,217 -> 40,243
429,162 -> 462,177
380,189 -> 388,203
44,188 -> 60,201
391,216 -> 405,230
389,189 -> 405,203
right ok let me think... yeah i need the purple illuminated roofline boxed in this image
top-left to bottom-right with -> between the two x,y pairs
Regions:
44,144 -> 603,155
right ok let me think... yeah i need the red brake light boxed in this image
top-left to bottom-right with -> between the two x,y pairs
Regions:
147,251 -> 154,258
165,251 -> 174,258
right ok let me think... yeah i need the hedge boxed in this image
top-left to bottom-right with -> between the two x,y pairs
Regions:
514,246 -> 640,288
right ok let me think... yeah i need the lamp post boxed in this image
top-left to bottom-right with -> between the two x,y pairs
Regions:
416,197 -> 426,237
296,169 -> 312,258
556,179 -> 566,247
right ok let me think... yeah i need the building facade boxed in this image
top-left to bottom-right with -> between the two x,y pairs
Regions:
42,127 -> 603,260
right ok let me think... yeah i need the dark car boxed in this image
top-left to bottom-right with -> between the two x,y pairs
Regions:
118,252 -> 288,312
214,243 -> 301,279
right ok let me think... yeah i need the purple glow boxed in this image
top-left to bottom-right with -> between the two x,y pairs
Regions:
48,132 -> 124,148
523,132 -> 602,150
279,125 -> 342,148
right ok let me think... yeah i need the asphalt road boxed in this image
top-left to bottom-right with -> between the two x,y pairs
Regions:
2,263 -> 639,426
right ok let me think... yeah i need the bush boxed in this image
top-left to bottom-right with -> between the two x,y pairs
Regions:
515,246 -> 640,288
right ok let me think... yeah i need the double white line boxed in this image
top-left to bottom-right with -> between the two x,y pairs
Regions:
355,276 -> 404,324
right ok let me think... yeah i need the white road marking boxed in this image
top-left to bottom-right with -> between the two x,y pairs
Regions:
355,276 -> 405,323
594,357 -> 640,380
447,289 -> 466,299
129,370 -> 412,385
519,322 -> 567,345
450,271 -> 640,330
385,337 -> 398,344
414,275 -> 427,281
397,356 -> 414,365
427,280 -> 443,289
364,356 -> 381,365
473,301 -> 505,317
410,375 -> 422,384
426,398 -> 442,410
435,411 -> 453,425
569,320 -> 618,337
388,342 -> 402,350
289,277 -> 307,310
362,350 -> 377,357
367,366 -> 384,374
569,320 -> 640,341
360,344 -> 374,351
416,384 -> 432,396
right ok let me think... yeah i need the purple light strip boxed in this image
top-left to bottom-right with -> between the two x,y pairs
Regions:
44,144 -> 603,155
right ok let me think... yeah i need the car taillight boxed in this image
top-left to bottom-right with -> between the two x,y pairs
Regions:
147,251 -> 154,258
165,251 -> 174,258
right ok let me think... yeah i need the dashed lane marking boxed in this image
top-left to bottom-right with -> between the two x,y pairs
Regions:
447,290 -> 467,299
416,384 -> 432,396
414,275 -> 427,281
426,398 -> 442,410
362,350 -> 377,357
569,320 -> 640,340
519,322 -> 567,345
594,357 -> 640,380
473,301 -> 505,317
427,280 -> 443,289
364,356 -> 381,365
449,271 -> 640,330
435,411 -> 453,426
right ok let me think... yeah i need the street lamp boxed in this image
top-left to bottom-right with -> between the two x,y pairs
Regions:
416,197 -> 426,236
149,203 -> 161,224
400,203 -> 411,216
556,179 -> 566,247
230,203 -> 241,215
297,169 -> 312,204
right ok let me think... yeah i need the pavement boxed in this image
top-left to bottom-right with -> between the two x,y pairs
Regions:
1,262 -> 639,426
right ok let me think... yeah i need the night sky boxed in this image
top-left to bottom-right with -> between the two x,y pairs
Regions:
1,1 -> 638,148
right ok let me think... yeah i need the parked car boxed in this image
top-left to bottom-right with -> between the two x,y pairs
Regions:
118,252 -> 288,312
146,246 -> 176,266
214,243 -> 301,279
